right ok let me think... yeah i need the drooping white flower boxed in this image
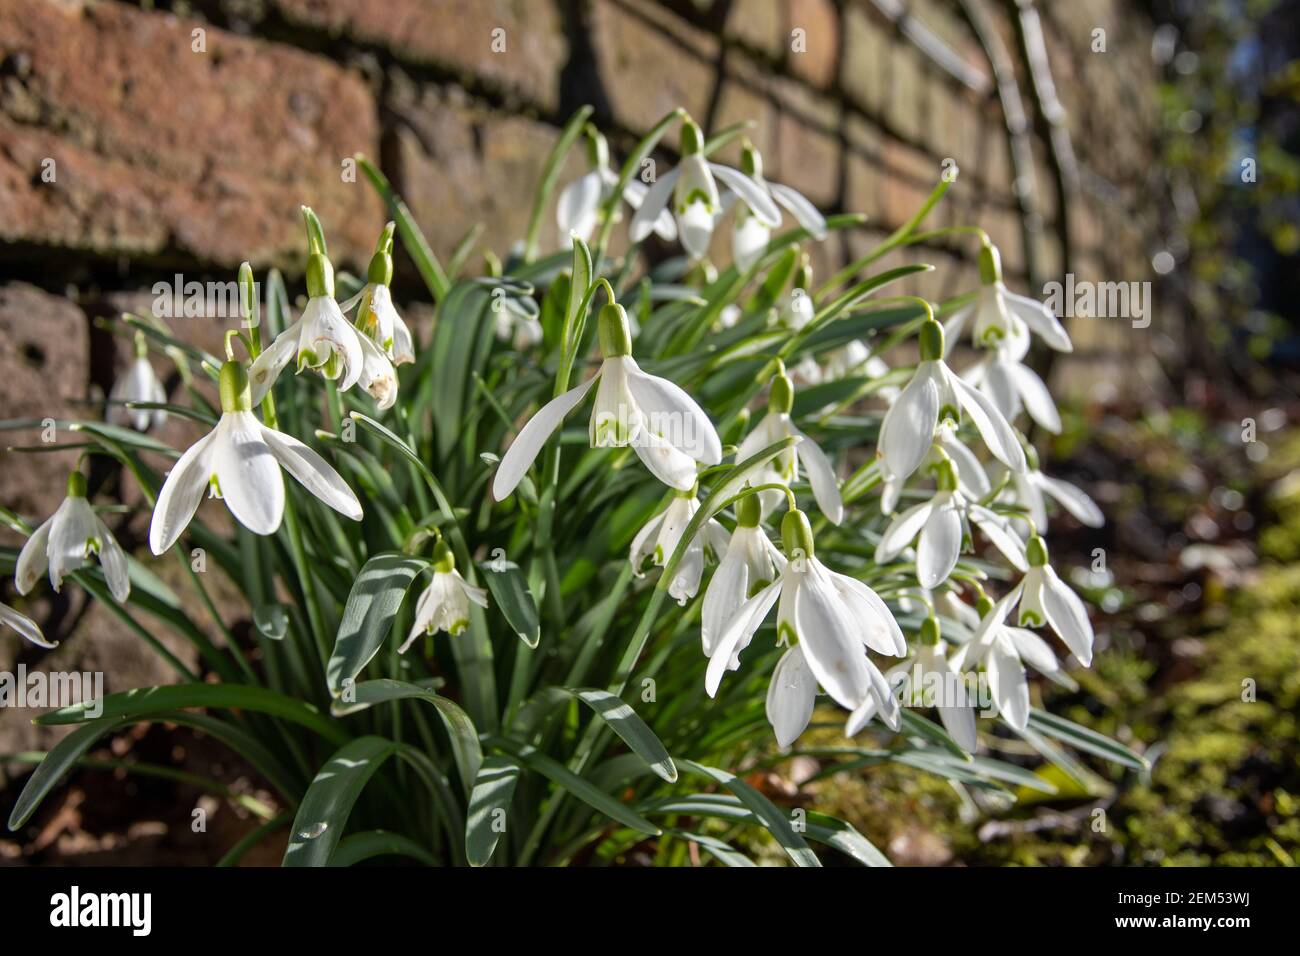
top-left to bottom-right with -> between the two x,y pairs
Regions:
492,302 -> 722,498
16,471 -> 130,603
629,117 -> 780,261
874,618 -> 977,751
729,141 -> 827,272
107,334 -> 166,432
492,294 -> 544,350
149,361 -> 363,554
399,539 -> 489,649
707,509 -> 907,748
950,592 -> 1073,731
943,243 -> 1072,355
735,370 -> 843,524
877,318 -> 1027,487
875,455 -> 1025,589
630,486 -> 729,606
962,346 -> 1061,433
249,211 -> 397,409
341,227 -> 415,366
0,601 -> 55,649
967,534 -> 1096,669
700,492 -> 784,655
558,128 -> 676,245
1001,447 -> 1104,532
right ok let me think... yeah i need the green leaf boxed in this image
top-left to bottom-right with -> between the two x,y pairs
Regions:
677,759 -> 820,867
667,829 -> 756,866
8,717 -> 128,829
490,736 -> 660,837
478,559 -> 540,648
326,553 -> 430,696
1027,709 -> 1150,771
428,281 -> 495,459
357,154 -> 450,301
523,105 -> 593,261
330,829 -> 439,867
35,684 -> 348,745
465,755 -> 521,866
283,737 -> 397,867
899,709 -> 972,761
331,679 -> 482,791
253,602 -> 289,641
556,688 -> 676,782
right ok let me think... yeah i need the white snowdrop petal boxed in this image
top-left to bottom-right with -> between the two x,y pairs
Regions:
793,427 -> 843,525
701,538 -> 751,655
557,170 -> 604,240
248,318 -> 303,405
630,427 -> 698,490
969,505 -> 1028,570
0,602 -> 56,649
15,517 -> 53,595
916,500 -> 963,590
1005,626 -> 1060,676
705,578 -> 782,697
708,163 -> 780,226
732,215 -> 770,273
494,374 -> 598,500
629,168 -> 682,242
880,364 -> 941,482
1042,568 -> 1095,666
987,635 -> 1030,730
792,569 -> 871,711
623,360 -> 722,464
767,182 -> 827,238
213,412 -> 285,536
260,424 -> 363,521
1008,361 -> 1061,433
766,646 -> 818,748
876,501 -> 934,563
1002,289 -> 1073,352
948,370 -> 1027,472
95,517 -> 131,603
150,427 -> 218,555
1035,473 -> 1105,528
827,571 -> 907,656
941,302 -> 976,357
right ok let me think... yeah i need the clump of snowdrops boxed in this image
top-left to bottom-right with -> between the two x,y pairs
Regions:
1,107 -> 1145,867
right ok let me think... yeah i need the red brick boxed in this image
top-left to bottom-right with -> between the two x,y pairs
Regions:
784,0 -> 839,89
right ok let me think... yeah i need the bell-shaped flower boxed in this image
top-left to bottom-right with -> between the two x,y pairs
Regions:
107,333 -> 166,432
492,302 -> 722,498
630,485 -> 729,606
341,224 -> 415,366
558,127 -> 675,245
399,538 -> 489,650
700,492 -> 784,656
629,117 -> 780,261
249,210 -> 397,410
16,471 -> 131,603
493,294 -> 544,350
943,243 -> 1072,355
1,601 -> 55,649
735,369 -> 843,524
707,509 -> 906,748
878,317 -> 1026,487
149,361 -> 363,554
967,534 -> 1095,668
950,591 -> 1073,730
772,256 -> 816,332
875,455 -> 1025,589
962,345 -> 1061,433
1002,446 -> 1104,532
729,141 -> 827,272
875,618 -> 977,751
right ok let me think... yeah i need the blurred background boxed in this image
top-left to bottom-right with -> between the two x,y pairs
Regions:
1,0 -> 1297,865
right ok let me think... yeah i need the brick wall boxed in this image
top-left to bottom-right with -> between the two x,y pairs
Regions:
0,0 -> 1158,665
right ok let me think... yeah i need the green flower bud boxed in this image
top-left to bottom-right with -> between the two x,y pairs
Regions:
598,302 -> 632,358
978,242 -> 1002,286
918,319 -> 945,361
218,360 -> 253,413
781,508 -> 815,560
67,470 -> 87,498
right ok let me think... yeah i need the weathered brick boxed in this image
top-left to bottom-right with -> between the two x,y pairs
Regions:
841,5 -> 890,117
0,0 -> 383,271
724,0 -> 786,58
879,138 -> 936,230
271,0 -> 568,111
591,0 -> 718,146
784,0 -> 838,90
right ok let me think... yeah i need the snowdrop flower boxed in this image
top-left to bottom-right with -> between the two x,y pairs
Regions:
878,618 -> 977,751
967,534 -> 1095,668
492,301 -> 722,498
735,369 -> 843,523
493,295 -> 544,350
16,471 -> 130,603
149,361 -> 362,554
962,345 -> 1061,433
943,243 -> 1072,356
878,317 -> 1026,487
107,333 -> 166,431
249,208 -> 397,409
716,304 -> 742,330
772,258 -> 815,331
343,223 -> 415,366
730,141 -> 827,272
874,455 -> 1025,589
1003,446 -> 1104,532
558,127 -> 675,245
1,601 -> 55,649
707,509 -> 906,748
630,484 -> 729,605
950,592 -> 1071,731
399,538 -> 488,649
700,491 -> 784,655
629,117 -> 780,261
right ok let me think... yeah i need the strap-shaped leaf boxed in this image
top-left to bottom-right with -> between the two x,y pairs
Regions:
331,679 -> 481,791
283,737 -> 397,867
465,756 -> 522,866
1027,708 -> 1149,770
667,829 -> 756,867
479,559 -> 540,648
559,688 -> 676,782
677,760 -> 820,867
8,717 -> 128,830
326,553 -> 430,696
330,830 -> 439,867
